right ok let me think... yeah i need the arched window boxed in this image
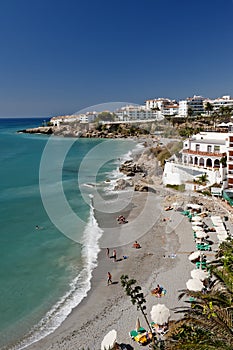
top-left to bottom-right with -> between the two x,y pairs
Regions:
189,156 -> 193,164
194,156 -> 198,165
214,159 -> 220,168
199,158 -> 204,166
183,155 -> 187,164
206,158 -> 212,167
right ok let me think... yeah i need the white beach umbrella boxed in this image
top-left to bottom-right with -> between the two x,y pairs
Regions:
101,330 -> 117,350
188,251 -> 201,261
186,278 -> 203,291
195,231 -> 208,239
186,203 -> 201,210
194,221 -> 204,226
150,304 -> 170,325
191,269 -> 209,281
192,216 -> 202,222
192,226 -> 204,232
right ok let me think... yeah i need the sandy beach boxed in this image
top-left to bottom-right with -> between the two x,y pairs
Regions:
23,183 -> 205,350
17,139 -> 233,350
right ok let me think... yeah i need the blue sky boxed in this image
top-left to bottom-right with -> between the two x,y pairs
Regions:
0,0 -> 233,117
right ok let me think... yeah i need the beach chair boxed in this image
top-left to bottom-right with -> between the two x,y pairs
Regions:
196,261 -> 207,269
129,327 -> 146,339
196,244 -> 211,251
181,210 -> 190,216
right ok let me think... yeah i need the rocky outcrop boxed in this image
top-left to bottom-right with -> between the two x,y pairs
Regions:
17,127 -> 54,134
113,179 -> 133,191
119,160 -> 145,177
116,141 -> 162,192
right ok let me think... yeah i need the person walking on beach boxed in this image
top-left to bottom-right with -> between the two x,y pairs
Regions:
113,249 -> 117,262
106,248 -> 110,258
107,272 -> 112,285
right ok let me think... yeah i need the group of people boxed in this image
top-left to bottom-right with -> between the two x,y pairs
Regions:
106,248 -> 117,262
151,284 -> 164,298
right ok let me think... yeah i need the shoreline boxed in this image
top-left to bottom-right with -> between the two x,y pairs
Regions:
24,188 -> 199,350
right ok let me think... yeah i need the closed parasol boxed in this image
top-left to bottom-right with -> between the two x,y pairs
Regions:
188,251 -> 201,261
186,278 -> 203,291
101,330 -> 117,350
136,317 -> 141,331
150,304 -> 170,325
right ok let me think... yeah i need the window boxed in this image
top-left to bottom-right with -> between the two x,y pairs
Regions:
196,144 -> 200,151
207,145 -> 212,153
214,145 -> 220,152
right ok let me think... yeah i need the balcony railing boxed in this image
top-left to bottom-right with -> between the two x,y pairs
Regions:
182,149 -> 226,157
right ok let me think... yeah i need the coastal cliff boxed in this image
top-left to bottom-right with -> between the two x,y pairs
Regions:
17,122 -> 153,139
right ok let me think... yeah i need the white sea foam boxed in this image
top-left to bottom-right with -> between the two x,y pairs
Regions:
12,200 -> 103,350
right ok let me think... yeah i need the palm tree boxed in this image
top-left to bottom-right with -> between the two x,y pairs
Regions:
205,102 -> 214,115
218,106 -> 233,122
197,173 -> 209,186
186,107 -> 193,124
120,275 -> 157,347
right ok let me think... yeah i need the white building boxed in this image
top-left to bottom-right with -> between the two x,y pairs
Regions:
50,115 -> 79,126
163,132 -> 228,189
79,113 -> 96,123
181,132 -> 227,170
115,105 -> 161,121
179,95 -> 205,117
145,98 -> 178,116
205,95 -> 233,112
162,104 -> 179,116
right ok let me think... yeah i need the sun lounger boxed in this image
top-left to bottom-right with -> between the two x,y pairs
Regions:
196,261 -> 207,269
129,327 -> 146,339
196,244 -> 211,251
181,210 -> 190,216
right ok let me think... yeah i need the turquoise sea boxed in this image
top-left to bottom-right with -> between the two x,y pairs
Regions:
0,118 -> 137,349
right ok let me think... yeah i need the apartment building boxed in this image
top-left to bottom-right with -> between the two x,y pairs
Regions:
178,95 -> 205,117
115,105 -> 160,121
205,95 -> 233,111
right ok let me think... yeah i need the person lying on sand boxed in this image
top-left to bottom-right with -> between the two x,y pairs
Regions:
116,215 -> 128,224
164,206 -> 173,211
133,241 -> 141,249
